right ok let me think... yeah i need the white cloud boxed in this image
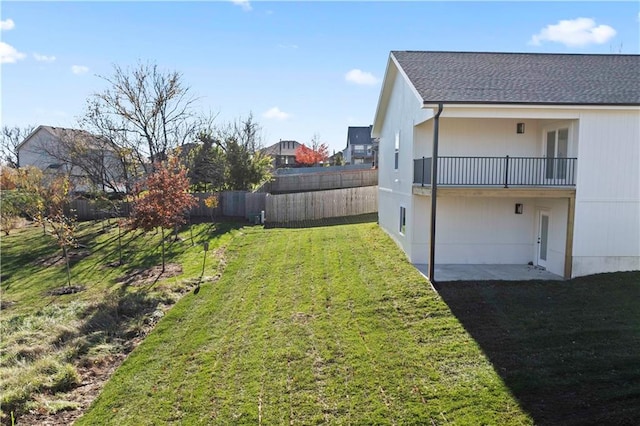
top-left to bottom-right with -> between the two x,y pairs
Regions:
0,41 -> 26,64
263,107 -> 290,120
277,43 -> 298,49
71,65 -> 89,75
530,17 -> 616,47
345,69 -> 379,85
0,18 -> 15,31
34,53 -> 56,62
231,0 -> 252,12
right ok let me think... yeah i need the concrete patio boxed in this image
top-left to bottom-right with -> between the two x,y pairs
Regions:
413,264 -> 564,282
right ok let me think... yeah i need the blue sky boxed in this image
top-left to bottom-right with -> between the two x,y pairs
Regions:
1,1 -> 638,153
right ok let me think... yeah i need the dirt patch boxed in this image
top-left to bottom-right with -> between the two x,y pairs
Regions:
0,300 -> 15,310
34,250 -> 91,268
47,286 -> 86,296
117,263 -> 183,286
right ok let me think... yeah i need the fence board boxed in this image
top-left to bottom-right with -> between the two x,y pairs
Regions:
260,169 -> 377,194
265,186 -> 377,223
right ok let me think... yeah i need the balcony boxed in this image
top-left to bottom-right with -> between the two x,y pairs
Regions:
413,156 -> 577,187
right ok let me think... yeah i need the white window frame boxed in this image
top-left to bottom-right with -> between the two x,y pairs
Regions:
394,132 -> 400,170
399,205 -> 406,235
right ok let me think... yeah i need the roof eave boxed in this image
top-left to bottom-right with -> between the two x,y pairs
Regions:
422,101 -> 640,108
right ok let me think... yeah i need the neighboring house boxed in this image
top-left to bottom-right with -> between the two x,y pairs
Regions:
261,140 -> 302,168
343,126 -> 375,165
372,51 -> 640,280
17,125 -> 124,192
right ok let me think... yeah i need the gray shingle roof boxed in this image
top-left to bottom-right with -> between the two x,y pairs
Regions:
392,51 -> 640,105
347,126 -> 373,146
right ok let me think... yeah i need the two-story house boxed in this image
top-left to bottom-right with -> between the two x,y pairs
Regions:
260,140 -> 302,169
18,125 -> 125,193
372,51 -> 640,281
343,126 -> 375,165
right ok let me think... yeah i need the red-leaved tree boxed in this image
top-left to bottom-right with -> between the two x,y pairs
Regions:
129,155 -> 197,272
295,142 -> 329,166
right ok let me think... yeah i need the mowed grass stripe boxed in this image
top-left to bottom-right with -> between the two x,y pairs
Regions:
77,223 -> 532,425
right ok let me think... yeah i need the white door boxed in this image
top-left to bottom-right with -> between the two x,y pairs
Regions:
536,210 -> 550,269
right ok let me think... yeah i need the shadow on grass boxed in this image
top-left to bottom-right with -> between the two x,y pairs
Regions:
264,212 -> 378,229
79,291 -> 164,336
434,271 -> 640,426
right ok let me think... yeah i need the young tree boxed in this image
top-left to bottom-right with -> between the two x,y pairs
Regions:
0,166 -> 18,189
295,134 -> 329,167
0,124 -> 36,168
0,190 -> 26,235
204,194 -> 219,223
44,175 -> 77,289
12,166 -> 48,234
129,155 -> 197,272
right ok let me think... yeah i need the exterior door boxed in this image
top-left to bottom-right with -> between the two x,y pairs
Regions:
545,128 -> 569,182
536,210 -> 550,268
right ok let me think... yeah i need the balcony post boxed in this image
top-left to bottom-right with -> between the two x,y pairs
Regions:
504,155 -> 509,188
429,103 -> 444,282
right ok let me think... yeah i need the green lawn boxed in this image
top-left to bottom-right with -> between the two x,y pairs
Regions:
0,219 -> 239,423
77,223 -> 531,425
5,220 -> 638,425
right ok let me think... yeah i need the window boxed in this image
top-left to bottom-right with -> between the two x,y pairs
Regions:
545,127 -> 569,179
399,206 -> 406,235
394,132 -> 400,170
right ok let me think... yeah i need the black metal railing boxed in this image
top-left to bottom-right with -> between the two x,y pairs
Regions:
413,156 -> 577,187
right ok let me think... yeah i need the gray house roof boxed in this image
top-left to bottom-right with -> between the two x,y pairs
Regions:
260,140 -> 301,156
346,126 -> 373,148
392,51 -> 640,105
17,125 -> 105,152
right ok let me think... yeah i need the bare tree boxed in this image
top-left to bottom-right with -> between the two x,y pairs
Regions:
90,62 -> 200,168
1,124 -> 36,167
35,127 -> 129,194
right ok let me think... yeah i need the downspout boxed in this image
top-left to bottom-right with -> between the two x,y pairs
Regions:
428,103 -> 444,283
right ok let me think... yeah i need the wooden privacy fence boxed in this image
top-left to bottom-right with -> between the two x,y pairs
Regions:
265,186 -> 378,223
70,187 -> 378,224
260,169 -> 378,194
70,191 -> 266,222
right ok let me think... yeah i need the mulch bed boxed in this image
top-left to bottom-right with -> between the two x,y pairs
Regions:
47,286 -> 86,296
117,263 -> 183,287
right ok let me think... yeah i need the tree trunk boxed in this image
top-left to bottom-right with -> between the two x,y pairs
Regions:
63,245 -> 72,288
118,223 -> 123,265
161,227 -> 166,273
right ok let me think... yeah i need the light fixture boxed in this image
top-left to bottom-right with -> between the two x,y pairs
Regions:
516,123 -> 525,134
515,203 -> 523,214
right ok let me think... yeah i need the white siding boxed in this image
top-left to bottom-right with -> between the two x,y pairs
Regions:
405,196 -> 566,276
572,109 -> 640,276
377,68 -> 426,259
415,117 -> 579,158
19,129 -> 62,169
